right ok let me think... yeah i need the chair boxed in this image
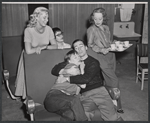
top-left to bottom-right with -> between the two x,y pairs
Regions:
3,70 -> 18,100
136,43 -> 148,90
2,36 -> 23,100
24,49 -> 103,121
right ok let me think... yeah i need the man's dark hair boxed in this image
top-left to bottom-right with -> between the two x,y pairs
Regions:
71,39 -> 87,50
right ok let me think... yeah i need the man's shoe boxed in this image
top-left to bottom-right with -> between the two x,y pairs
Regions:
117,109 -> 124,113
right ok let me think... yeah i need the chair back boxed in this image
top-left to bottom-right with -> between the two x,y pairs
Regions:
136,44 -> 148,90
24,48 -> 98,104
137,43 -> 148,66
2,36 -> 24,77
137,44 -> 148,57
24,49 -> 70,104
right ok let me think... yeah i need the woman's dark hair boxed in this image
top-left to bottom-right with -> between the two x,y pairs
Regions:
64,50 -> 77,62
71,39 -> 87,50
52,27 -> 62,38
89,7 -> 108,25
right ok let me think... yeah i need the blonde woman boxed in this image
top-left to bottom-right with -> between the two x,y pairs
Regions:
24,7 -> 58,54
15,7 -> 58,99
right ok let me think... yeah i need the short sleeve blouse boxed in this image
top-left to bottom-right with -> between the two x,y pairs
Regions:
24,25 -> 55,47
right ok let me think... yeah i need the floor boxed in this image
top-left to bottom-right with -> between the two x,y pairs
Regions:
1,59 -> 148,121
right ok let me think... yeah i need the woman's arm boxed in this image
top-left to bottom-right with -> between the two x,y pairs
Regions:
47,38 -> 58,49
87,27 -> 95,48
25,43 -> 53,54
24,28 -> 46,54
25,42 -> 42,54
24,28 -> 38,54
92,45 -> 110,55
87,26 -> 110,55
45,27 -> 58,50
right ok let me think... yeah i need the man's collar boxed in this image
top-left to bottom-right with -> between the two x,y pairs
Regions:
81,54 -> 88,60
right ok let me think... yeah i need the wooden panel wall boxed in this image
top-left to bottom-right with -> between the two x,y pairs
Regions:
2,4 -> 28,37
141,4 -> 148,44
48,4 -> 115,44
2,3 -> 115,43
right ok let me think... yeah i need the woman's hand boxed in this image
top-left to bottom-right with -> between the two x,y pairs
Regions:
40,45 -> 47,50
112,40 -> 117,44
48,39 -> 58,49
35,47 -> 42,54
47,44 -> 58,49
58,45 -> 64,49
101,48 -> 110,55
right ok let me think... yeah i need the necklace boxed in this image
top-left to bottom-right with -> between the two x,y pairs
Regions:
34,26 -> 45,34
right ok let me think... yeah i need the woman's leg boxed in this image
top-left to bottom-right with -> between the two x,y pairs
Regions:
98,53 -> 123,111
82,87 -> 122,121
116,96 -> 124,113
80,96 -> 103,121
102,68 -> 119,88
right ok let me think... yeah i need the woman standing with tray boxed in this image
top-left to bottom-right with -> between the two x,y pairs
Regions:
87,7 -> 124,113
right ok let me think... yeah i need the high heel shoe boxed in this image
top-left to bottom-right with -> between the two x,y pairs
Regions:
117,109 -> 124,113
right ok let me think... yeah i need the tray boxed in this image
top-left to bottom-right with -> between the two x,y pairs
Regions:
110,44 -> 133,52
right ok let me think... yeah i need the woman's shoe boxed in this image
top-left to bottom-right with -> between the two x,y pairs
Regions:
117,117 -> 124,121
117,109 -> 124,113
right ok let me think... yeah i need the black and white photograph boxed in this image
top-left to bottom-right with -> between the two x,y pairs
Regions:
1,2 -> 148,121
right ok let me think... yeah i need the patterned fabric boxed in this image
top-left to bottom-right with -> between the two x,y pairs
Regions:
87,24 -> 111,50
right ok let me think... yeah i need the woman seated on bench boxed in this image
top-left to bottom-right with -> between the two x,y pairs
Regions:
52,27 -> 71,49
15,7 -> 70,99
24,7 -> 58,55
